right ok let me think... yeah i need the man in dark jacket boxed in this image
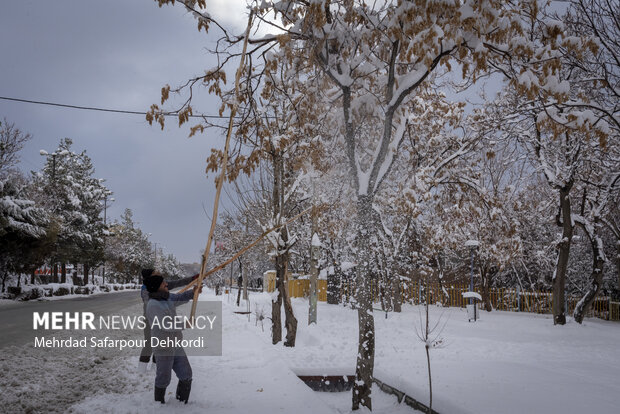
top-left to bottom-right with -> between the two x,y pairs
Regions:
139,269 -> 196,371
144,273 -> 202,404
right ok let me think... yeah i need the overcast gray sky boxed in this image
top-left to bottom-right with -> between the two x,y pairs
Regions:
0,0 -> 250,263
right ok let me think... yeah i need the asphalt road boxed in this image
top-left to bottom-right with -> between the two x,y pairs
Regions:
0,290 -> 140,348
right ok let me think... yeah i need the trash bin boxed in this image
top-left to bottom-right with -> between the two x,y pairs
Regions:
467,303 -> 478,322
462,291 -> 482,322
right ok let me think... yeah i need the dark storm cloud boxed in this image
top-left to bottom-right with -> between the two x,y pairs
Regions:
0,0 -> 242,263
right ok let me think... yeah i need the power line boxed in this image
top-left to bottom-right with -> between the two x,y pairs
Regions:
0,95 -> 230,119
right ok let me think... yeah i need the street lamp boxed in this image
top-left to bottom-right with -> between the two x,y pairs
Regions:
464,240 -> 480,322
103,192 -> 115,226
102,191 -> 114,284
40,149 -> 70,181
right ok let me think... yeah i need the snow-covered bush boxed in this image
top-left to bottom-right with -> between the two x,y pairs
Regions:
53,286 -> 71,296
17,287 -> 45,301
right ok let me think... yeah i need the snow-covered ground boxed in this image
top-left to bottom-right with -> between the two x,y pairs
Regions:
3,289 -> 618,413
214,292 -> 620,414
251,294 -> 620,414
71,292 -> 340,414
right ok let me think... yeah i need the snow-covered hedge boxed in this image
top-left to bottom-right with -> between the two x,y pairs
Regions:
3,282 -> 139,301
16,287 -> 47,301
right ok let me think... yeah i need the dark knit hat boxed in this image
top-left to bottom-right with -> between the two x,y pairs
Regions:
144,275 -> 164,293
141,268 -> 154,282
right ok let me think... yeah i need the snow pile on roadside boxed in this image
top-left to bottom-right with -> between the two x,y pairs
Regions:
0,303 -> 146,413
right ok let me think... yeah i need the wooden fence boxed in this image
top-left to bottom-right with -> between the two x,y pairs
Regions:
264,278 -> 328,302
276,279 -> 619,322
288,279 -> 327,302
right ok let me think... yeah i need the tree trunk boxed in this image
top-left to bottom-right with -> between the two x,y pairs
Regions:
616,241 -> 620,292
573,227 -> 606,323
309,204 -> 319,324
277,249 -> 298,347
271,149 -> 283,345
426,345 -> 433,414
352,195 -> 375,411
271,151 -> 297,347
309,232 -> 319,324
327,260 -> 341,305
84,264 -> 90,285
553,187 -> 573,325
282,274 -> 298,346
480,268 -> 492,312
392,276 -> 402,313
236,273 -> 242,307
379,276 -> 387,312
53,263 -> 59,283
353,291 -> 375,411
17,275 -> 21,288
31,269 -> 36,285
242,264 -> 248,301
271,275 -> 282,345
437,272 -> 449,307
61,263 -> 66,284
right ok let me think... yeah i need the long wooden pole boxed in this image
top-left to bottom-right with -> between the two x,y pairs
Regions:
179,207 -> 312,293
189,10 -> 254,322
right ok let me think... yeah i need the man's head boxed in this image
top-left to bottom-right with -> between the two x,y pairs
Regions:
144,270 -> 167,293
141,268 -> 154,282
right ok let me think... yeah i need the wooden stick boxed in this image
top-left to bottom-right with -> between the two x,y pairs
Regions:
189,10 -> 254,322
179,207 -> 312,293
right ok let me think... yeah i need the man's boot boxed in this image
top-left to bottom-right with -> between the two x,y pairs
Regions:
154,386 -> 166,404
175,379 -> 192,404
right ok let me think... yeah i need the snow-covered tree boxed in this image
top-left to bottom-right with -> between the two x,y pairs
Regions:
0,175 -> 51,292
147,0 -> 586,407
225,159 -> 305,346
601,191 -> 620,293
551,0 -> 619,140
155,250 -> 184,279
477,0 -> 620,321
30,138 -> 110,283
106,209 -> 154,283
253,3 -> 555,406
0,119 -> 31,179
0,121 -> 51,291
